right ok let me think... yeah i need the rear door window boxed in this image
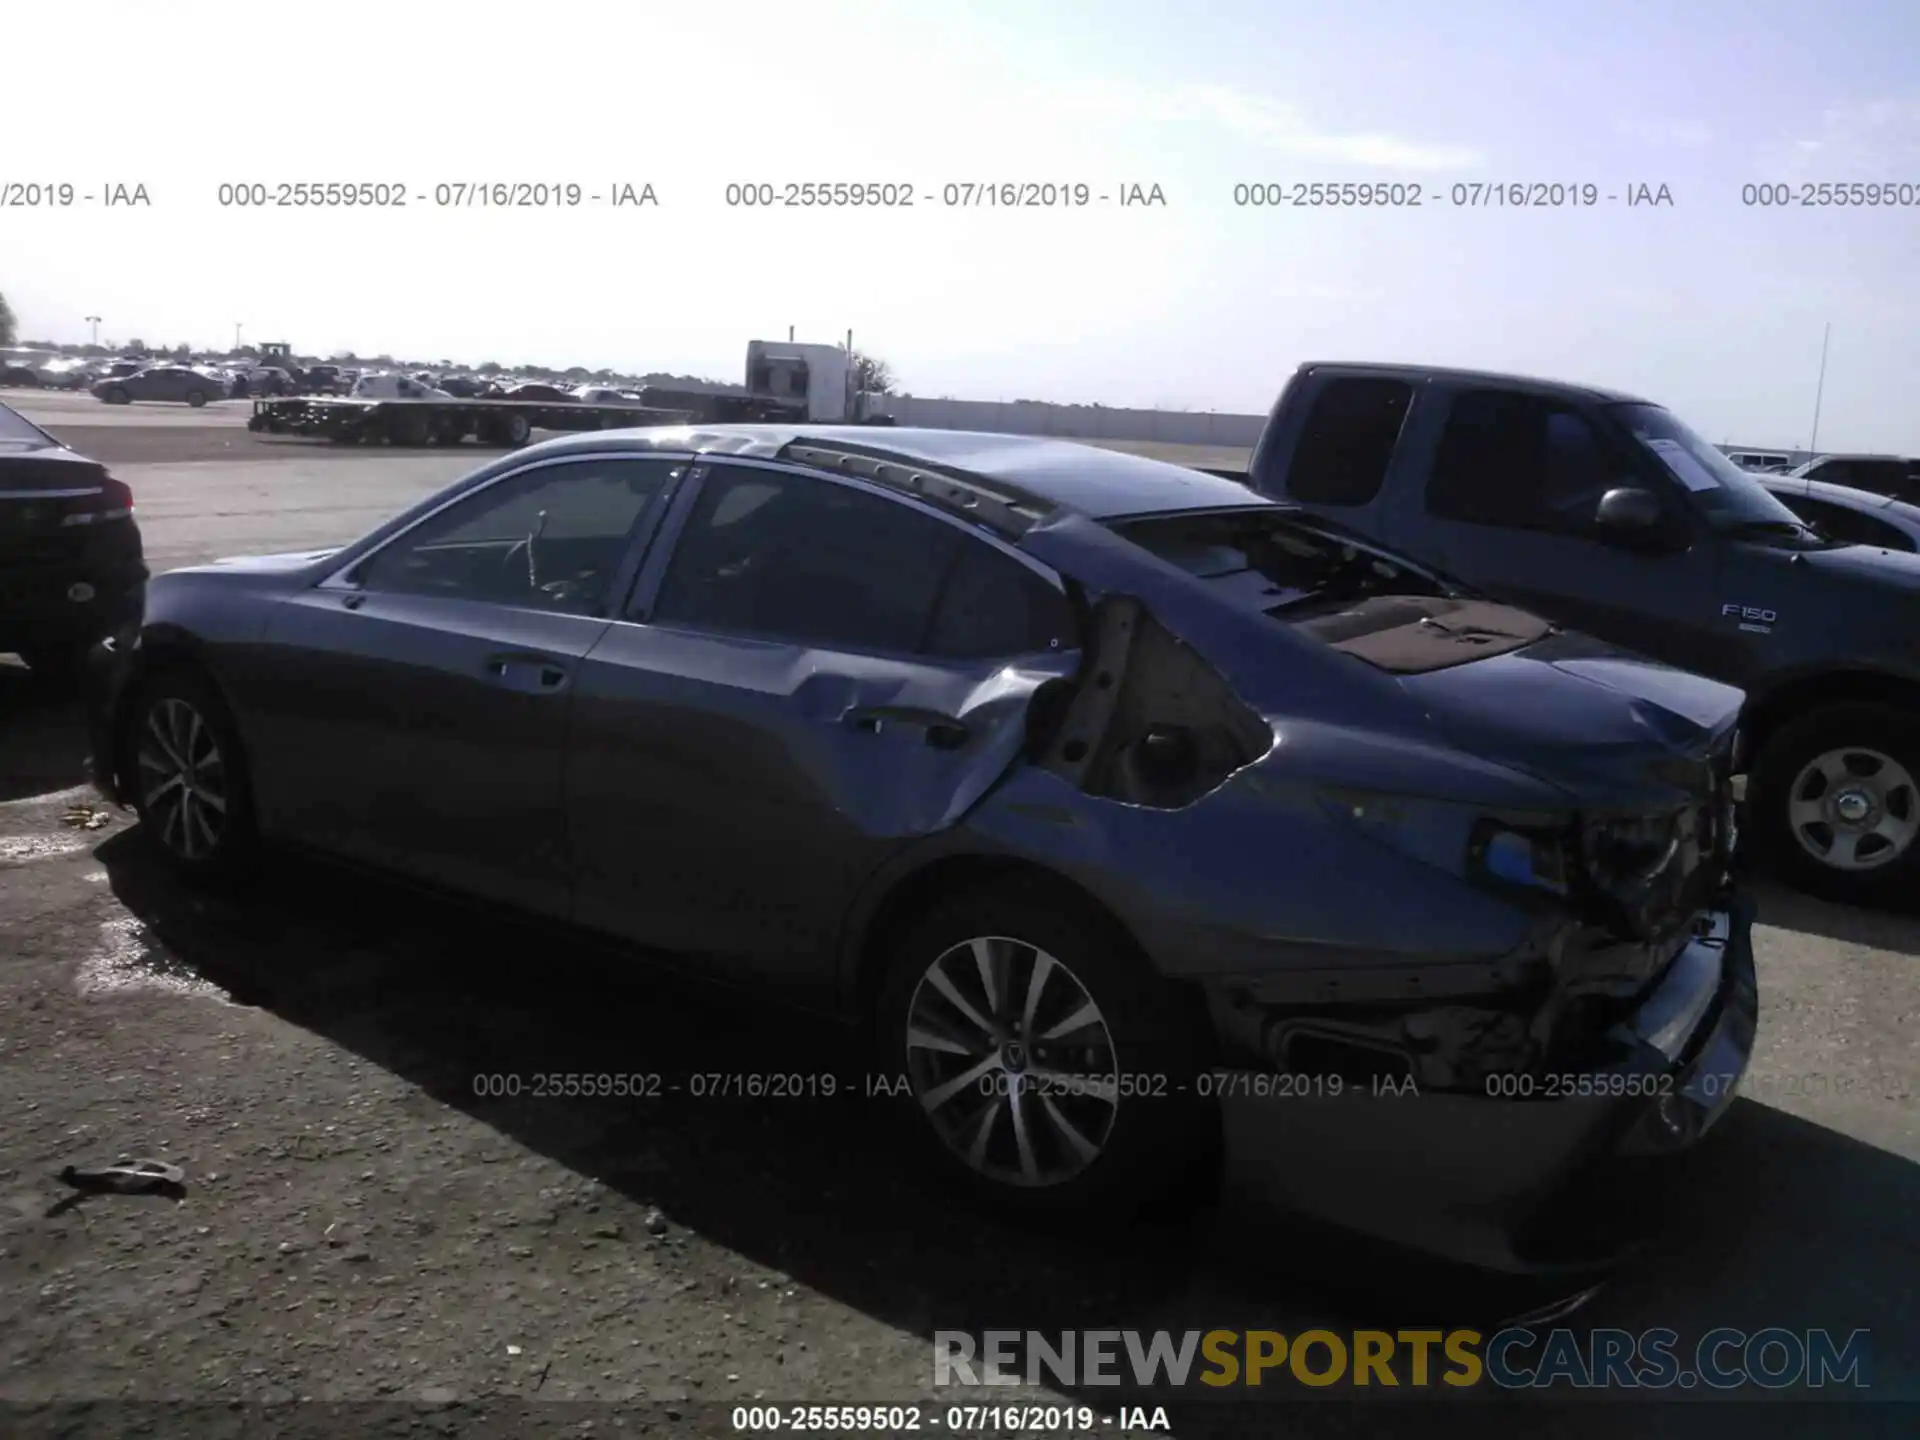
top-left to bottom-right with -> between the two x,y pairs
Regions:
923,540 -> 1078,659
1286,377 -> 1412,506
647,464 -> 962,653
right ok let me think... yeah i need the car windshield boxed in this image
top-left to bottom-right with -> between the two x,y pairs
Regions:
1608,403 -> 1815,539
0,400 -> 56,449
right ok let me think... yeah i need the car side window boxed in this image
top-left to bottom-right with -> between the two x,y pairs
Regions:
1856,461 -> 1909,500
355,457 -> 676,614
1287,377 -> 1412,506
924,539 -> 1078,659
1789,497 -> 1917,552
648,464 -> 964,653
1427,391 -> 1623,535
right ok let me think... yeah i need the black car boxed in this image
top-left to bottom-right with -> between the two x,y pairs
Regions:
85,426 -> 1754,1272
0,401 -> 145,685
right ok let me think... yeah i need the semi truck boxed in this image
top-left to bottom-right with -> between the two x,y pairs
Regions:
244,338 -> 887,448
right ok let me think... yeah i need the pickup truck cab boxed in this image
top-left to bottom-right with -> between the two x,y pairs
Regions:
1245,361 -> 1920,905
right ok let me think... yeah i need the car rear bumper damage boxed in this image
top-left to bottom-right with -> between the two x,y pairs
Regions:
1207,893 -> 1757,1275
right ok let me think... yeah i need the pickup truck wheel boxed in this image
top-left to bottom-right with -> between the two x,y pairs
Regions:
873,883 -> 1207,1219
1750,703 -> 1920,904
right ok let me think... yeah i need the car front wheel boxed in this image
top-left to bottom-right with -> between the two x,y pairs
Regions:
1751,702 -> 1920,905
875,883 -> 1207,1217
124,668 -> 258,881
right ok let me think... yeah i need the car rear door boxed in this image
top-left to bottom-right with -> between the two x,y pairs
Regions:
566,459 -> 1080,1006
247,453 -> 683,914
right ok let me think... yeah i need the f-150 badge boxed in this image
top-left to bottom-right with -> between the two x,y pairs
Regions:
1722,603 -> 1776,633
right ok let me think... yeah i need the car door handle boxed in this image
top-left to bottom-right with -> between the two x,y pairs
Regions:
483,654 -> 571,692
842,705 -> 970,749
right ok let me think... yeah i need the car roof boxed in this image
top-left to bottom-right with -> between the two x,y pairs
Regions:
544,424 -> 1268,521
1295,360 -> 1653,405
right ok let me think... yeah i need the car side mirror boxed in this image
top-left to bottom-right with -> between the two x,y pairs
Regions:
1593,486 -> 1669,548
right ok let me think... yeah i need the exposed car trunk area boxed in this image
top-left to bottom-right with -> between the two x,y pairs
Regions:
1293,595 -> 1553,673
1035,595 -> 1271,808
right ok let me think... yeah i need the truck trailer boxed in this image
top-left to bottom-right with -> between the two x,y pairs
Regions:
245,338 -> 890,448
247,394 -> 695,448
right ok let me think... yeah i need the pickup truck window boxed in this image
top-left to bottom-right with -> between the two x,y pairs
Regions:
1287,377 -> 1412,506
1426,391 -> 1617,535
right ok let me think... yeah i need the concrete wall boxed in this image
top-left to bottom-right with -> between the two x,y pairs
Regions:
868,393 -> 1269,448
862,392 -> 1820,468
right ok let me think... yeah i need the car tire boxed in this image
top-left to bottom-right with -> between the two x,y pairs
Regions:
874,881 -> 1208,1219
105,386 -> 130,405
121,666 -> 259,884
186,389 -> 208,408
1750,702 -> 1920,905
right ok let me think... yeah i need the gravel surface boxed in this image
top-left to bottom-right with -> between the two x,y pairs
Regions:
1,416 -> 1915,1438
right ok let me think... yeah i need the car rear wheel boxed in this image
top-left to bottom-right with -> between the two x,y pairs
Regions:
874,882 -> 1207,1217
124,667 -> 259,882
1750,702 -> 1920,905
186,388 -> 208,408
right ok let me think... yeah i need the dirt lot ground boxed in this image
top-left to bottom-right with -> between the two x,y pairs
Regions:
1,397 -> 1915,1436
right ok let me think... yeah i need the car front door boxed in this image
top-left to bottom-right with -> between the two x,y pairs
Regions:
1397,387 -> 1729,678
566,459 -> 1080,1005
247,453 -> 683,914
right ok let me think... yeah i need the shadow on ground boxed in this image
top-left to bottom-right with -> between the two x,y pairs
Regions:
1748,879 -> 1920,954
0,662 -> 88,802
88,833 -> 1920,1430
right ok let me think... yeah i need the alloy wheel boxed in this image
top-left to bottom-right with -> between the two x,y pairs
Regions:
1786,745 -> 1918,871
136,696 -> 229,861
904,935 -> 1120,1188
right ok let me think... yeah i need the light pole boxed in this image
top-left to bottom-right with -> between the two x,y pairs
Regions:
85,315 -> 101,347
1807,322 -> 1831,457
234,322 -> 244,352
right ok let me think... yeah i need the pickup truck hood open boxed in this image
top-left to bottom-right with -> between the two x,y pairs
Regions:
1396,630 -> 1743,805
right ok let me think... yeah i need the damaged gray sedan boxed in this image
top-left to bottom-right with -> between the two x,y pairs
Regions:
84,426 -> 1756,1273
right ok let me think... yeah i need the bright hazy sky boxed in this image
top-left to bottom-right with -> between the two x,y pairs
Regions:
7,0 -> 1917,450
